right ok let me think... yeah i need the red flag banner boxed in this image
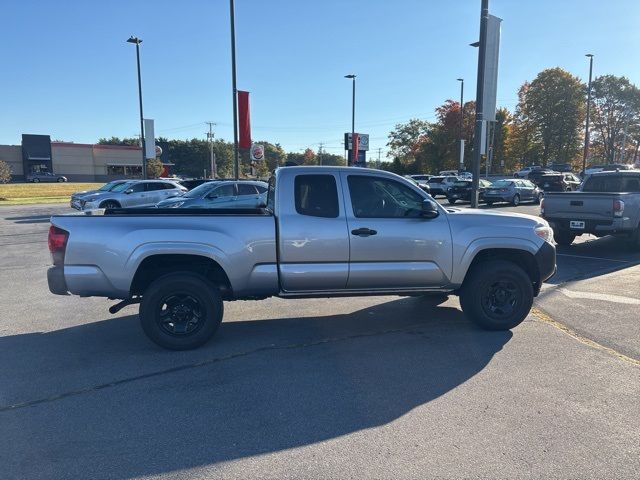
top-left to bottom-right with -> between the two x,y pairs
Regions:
352,133 -> 360,166
237,90 -> 251,149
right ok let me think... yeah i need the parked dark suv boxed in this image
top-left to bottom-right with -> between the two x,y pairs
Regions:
446,179 -> 492,204
535,173 -> 581,192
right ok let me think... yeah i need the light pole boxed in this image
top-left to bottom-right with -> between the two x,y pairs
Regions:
229,0 -> 240,180
583,54 -> 594,174
457,78 -> 464,171
345,74 -> 356,164
126,36 -> 147,179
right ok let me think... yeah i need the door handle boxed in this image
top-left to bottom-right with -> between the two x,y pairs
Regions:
351,228 -> 377,237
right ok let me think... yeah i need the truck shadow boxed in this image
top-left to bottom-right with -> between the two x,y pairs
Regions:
1,297 -> 511,479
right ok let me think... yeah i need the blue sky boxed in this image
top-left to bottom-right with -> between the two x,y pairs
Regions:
1,0 -> 639,158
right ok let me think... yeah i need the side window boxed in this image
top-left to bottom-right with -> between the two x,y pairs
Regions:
213,184 -> 235,197
129,183 -> 145,193
162,183 -> 178,190
294,174 -> 339,218
348,175 -> 424,218
237,184 -> 258,195
266,177 -> 276,211
145,183 -> 164,191
256,185 -> 267,194
623,177 -> 640,192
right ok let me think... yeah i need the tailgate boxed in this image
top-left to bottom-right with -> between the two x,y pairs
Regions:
543,193 -> 616,221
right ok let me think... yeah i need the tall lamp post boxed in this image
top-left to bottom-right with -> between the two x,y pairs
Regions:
126,36 -> 147,179
229,0 -> 240,180
345,74 -> 356,165
457,78 -> 464,171
583,54 -> 594,174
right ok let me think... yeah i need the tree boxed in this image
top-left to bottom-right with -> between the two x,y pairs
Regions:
97,136 -> 140,146
491,108 -> 513,173
0,160 -> 12,183
146,158 -> 164,178
590,75 -> 640,164
525,68 -> 586,165
507,82 -> 542,167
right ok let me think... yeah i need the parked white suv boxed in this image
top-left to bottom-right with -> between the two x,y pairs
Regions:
74,180 -> 186,210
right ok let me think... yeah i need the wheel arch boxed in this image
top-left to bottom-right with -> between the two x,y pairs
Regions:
461,248 -> 540,294
99,198 -> 121,208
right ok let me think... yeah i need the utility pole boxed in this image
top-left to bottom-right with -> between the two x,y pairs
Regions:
457,78 -> 464,171
206,122 -> 217,178
318,143 -> 323,166
377,147 -> 382,169
470,0 -> 489,208
583,54 -> 594,173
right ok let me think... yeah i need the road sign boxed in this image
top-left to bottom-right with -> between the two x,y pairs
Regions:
250,144 -> 264,161
344,133 -> 369,151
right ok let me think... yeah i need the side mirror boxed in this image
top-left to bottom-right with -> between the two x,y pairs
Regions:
421,199 -> 439,219
124,188 -> 133,194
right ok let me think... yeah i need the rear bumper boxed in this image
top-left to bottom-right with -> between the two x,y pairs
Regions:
534,241 -> 556,291
544,217 -> 628,235
47,266 -> 69,295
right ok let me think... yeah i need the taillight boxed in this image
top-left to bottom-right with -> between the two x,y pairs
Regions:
48,226 -> 69,265
540,197 -> 545,216
613,199 -> 625,217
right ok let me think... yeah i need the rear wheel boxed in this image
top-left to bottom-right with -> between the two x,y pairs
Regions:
448,198 -> 457,205
628,227 -> 640,251
511,194 -> 520,206
534,192 -> 542,204
57,178 -> 65,183
554,228 -> 576,246
139,273 -> 223,350
33,178 -> 39,183
460,260 -> 533,330
486,201 -> 494,206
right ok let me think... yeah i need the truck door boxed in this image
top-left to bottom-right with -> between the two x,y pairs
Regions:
277,173 -> 350,291
341,173 -> 452,289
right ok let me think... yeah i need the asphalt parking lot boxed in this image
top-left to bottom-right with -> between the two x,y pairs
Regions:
1,202 -> 639,479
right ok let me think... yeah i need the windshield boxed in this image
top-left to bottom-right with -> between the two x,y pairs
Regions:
99,181 -> 121,192
110,182 -> 133,193
183,182 -> 219,198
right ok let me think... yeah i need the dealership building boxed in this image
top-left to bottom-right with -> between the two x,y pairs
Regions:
1,134 -> 171,182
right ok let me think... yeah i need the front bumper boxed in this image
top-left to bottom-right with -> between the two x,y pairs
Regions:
534,241 -> 556,292
47,266 -> 69,295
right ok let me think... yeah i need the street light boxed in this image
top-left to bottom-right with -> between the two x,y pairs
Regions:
345,74 -> 356,165
126,35 -> 147,179
583,54 -> 594,174
457,78 -> 464,171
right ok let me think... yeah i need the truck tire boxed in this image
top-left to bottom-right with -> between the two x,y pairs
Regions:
139,273 -> 223,350
554,229 -> 576,246
460,260 -> 533,331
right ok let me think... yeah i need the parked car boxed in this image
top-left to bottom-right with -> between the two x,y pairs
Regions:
458,171 -> 473,180
535,173 -> 581,192
156,180 -> 268,208
26,172 -> 67,183
548,163 -> 573,173
446,179 -> 493,204
527,167 -> 557,185
178,178 -> 216,190
439,170 -> 459,176
427,176 -> 459,197
47,166 -> 556,350
70,180 -> 129,209
404,176 -> 431,194
541,170 -> 640,247
580,165 -> 605,178
73,180 -> 186,210
513,166 -> 541,178
483,179 -> 542,206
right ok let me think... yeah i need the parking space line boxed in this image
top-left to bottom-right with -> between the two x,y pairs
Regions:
558,288 -> 640,305
556,253 -> 632,263
531,307 -> 640,367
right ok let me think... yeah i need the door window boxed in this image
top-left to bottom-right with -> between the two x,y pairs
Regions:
129,183 -> 145,193
211,184 -> 235,197
237,184 -> 258,195
294,174 -> 339,218
145,183 -> 164,191
348,175 -> 424,218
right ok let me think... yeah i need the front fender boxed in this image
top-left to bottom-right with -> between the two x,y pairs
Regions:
451,237 -> 540,285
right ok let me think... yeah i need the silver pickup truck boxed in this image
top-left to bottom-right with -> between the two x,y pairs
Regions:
48,166 -> 556,350
541,170 -> 640,248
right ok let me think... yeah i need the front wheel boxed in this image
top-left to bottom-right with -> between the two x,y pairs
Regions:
57,178 -> 65,183
33,178 -> 39,183
460,260 -> 534,330
448,198 -> 457,205
139,273 -> 223,350
100,200 -> 120,209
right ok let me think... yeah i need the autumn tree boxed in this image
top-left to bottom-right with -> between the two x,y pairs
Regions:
525,68 -> 586,165
146,158 -> 164,178
590,75 -> 640,164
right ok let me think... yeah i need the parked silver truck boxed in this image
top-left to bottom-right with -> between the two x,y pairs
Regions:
541,170 -> 640,247
47,166 -> 556,350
